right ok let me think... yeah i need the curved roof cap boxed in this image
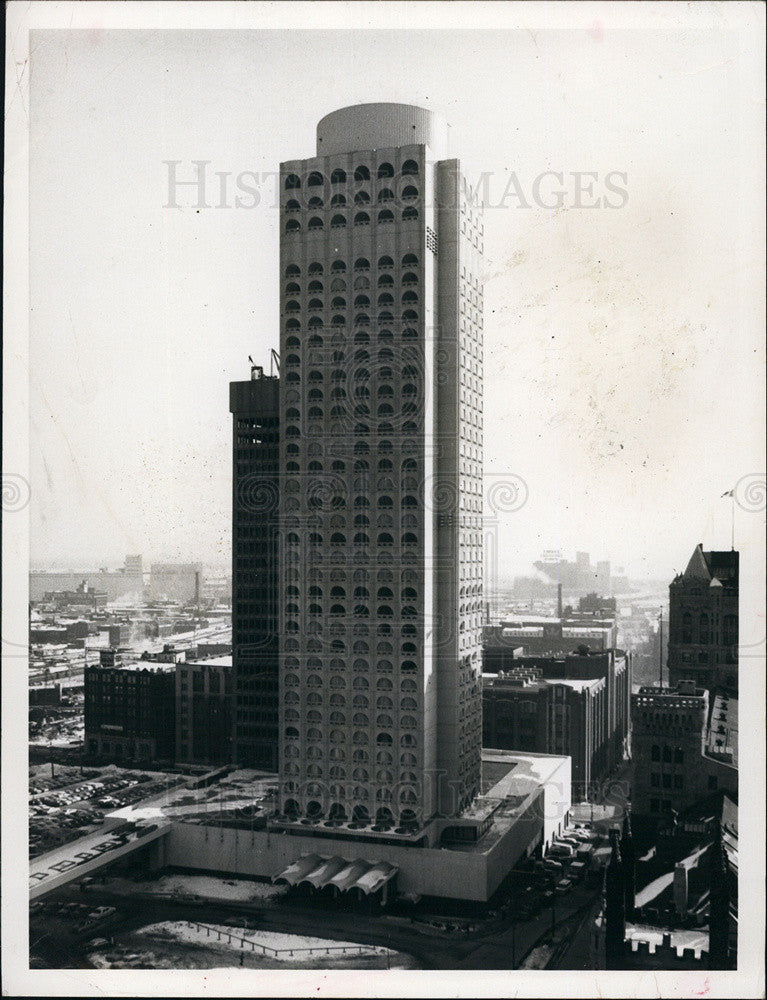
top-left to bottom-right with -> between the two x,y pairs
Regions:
317,103 -> 450,158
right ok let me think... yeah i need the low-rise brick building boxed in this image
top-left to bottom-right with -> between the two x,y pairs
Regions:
630,681 -> 737,822
482,648 -> 630,799
84,664 -> 176,763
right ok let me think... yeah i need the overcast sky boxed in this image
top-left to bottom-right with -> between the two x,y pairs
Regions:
28,24 -> 765,584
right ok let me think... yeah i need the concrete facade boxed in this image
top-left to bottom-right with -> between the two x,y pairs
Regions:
163,752 -> 570,902
277,103 -> 483,826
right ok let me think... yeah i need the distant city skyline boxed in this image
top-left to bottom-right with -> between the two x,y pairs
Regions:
28,29 -> 764,582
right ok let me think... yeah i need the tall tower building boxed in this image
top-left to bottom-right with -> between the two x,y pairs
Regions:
278,103 -> 483,828
230,364 -> 280,769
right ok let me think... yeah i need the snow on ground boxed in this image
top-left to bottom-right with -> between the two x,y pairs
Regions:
104,872 -> 286,902
137,920 -> 392,962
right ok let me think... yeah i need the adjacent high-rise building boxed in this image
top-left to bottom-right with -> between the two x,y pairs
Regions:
277,103 -> 484,827
230,365 -> 280,769
667,545 -> 739,694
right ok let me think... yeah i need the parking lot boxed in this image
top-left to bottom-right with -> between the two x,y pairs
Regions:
29,764 -> 186,858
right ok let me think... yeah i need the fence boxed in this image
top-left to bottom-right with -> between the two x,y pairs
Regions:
184,920 -> 392,965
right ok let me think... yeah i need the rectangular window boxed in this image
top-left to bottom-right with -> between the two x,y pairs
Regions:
651,772 -> 660,787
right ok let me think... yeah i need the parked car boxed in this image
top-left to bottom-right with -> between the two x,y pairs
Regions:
557,836 -> 581,848
548,843 -> 575,859
543,858 -> 564,873
568,861 -> 588,880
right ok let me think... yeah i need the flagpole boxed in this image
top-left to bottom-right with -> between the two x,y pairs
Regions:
722,488 -> 736,551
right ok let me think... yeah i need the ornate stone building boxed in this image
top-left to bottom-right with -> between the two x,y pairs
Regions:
667,545 -> 738,694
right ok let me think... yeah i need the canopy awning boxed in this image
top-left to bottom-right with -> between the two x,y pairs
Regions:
274,853 -> 399,897
272,853 -> 324,886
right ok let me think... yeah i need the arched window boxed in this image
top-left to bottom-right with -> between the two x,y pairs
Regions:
285,174 -> 301,189
331,260 -> 346,273
402,207 -> 419,221
308,262 -> 324,275
308,196 -> 324,209
354,165 -> 370,181
402,253 -> 418,267
402,159 -> 419,176
354,190 -> 371,205
285,219 -> 301,233
331,214 -> 346,228
308,216 -> 323,231
377,188 -> 395,203
354,212 -> 370,226
354,257 -> 370,271
378,210 -> 394,224
331,168 -> 347,184
307,171 -> 324,187
377,162 -> 394,179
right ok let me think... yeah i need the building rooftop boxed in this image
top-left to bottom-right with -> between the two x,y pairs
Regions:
182,656 -> 233,669
483,672 -> 603,695
674,544 -> 739,587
